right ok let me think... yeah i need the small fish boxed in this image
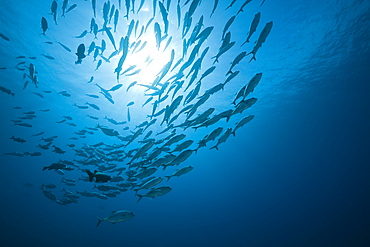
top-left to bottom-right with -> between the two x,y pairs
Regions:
95,59 -> 102,70
127,101 -> 134,107
87,76 -> 94,83
75,43 -> 86,64
66,4 -> 77,13
62,0 -> 68,17
86,94 -> 99,98
126,81 -> 137,91
10,136 -> 26,143
58,42 -> 71,52
0,86 -> 15,96
0,33 -> 10,41
41,17 -> 48,35
127,108 -> 131,122
73,103 -> 89,109
87,115 -> 99,120
42,54 -> 55,60
108,84 -> 123,92
85,102 -> 100,110
32,92 -> 44,98
58,91 -> 71,97
75,30 -> 88,38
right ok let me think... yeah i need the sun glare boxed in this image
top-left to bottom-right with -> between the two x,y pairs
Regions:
125,34 -> 172,86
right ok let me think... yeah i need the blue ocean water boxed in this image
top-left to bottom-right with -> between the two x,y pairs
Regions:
0,0 -> 369,246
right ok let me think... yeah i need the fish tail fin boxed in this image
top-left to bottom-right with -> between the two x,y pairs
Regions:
232,131 -> 236,137
86,169 -> 94,182
42,166 -> 48,171
210,145 -> 218,151
136,194 -> 143,203
165,176 -> 171,182
247,51 -> 256,62
226,69 -> 232,76
96,217 -> 103,227
241,40 -> 248,47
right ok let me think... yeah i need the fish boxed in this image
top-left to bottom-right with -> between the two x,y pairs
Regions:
225,0 -> 237,10
57,42 -> 71,52
86,94 -> 99,98
126,81 -> 137,91
165,166 -> 194,181
50,0 -> 58,24
0,33 -> 10,41
31,131 -> 44,137
105,27 -> 117,50
241,12 -> 261,46
222,15 -> 236,40
247,21 -> 273,61
136,186 -> 172,202
236,0 -> 252,15
96,210 -> 134,227
108,84 -> 123,92
232,97 -> 258,115
42,54 -> 55,60
32,92 -> 44,98
114,9 -> 119,32
210,128 -> 233,150
244,73 -> 263,98
95,59 -> 102,70
226,52 -> 246,75
42,163 -> 73,171
154,22 -> 162,49
127,101 -> 134,107
61,0 -> 68,17
75,30 -> 88,38
210,0 -> 219,17
66,4 -> 77,13
86,169 -> 111,183
41,17 -> 48,35
232,115 -> 255,136
0,86 -> 15,96
73,103 -> 89,109
85,102 -> 100,110
92,0 -> 96,17
75,43 -> 86,64
10,136 -> 26,143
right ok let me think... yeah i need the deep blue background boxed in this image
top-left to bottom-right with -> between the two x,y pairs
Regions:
0,0 -> 369,246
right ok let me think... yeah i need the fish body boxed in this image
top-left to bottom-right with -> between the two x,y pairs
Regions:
10,136 -> 26,143
136,186 -> 172,202
242,12 -> 261,45
0,86 -> 15,96
75,44 -> 86,64
96,210 -> 134,227
165,166 -> 193,181
87,169 -> 111,183
41,17 -> 48,35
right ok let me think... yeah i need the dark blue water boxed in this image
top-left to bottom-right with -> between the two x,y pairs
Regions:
0,0 -> 369,246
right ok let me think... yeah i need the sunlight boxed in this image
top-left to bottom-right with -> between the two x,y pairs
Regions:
120,32 -> 174,86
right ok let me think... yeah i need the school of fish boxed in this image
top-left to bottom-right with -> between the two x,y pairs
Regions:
0,0 -> 272,226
